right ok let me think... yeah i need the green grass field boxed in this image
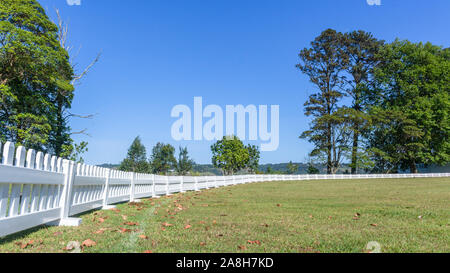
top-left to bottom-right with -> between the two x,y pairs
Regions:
0,178 -> 449,253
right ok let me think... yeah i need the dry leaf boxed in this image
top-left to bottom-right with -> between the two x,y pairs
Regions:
121,215 -> 128,221
138,235 -> 148,239
143,250 -> 153,253
124,222 -> 139,226
370,224 -> 378,227
162,222 -> 173,227
184,225 -> 192,229
238,245 -> 247,250
118,228 -> 131,233
94,228 -> 107,234
81,239 -> 96,248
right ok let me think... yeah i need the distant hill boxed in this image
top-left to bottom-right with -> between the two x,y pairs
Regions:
97,162 -> 351,175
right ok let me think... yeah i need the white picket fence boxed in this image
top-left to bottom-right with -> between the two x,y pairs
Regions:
0,141 -> 449,237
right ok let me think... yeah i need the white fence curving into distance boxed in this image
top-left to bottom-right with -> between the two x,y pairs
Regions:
0,141 -> 449,237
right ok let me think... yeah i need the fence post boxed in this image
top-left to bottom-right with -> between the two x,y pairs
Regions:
130,172 -> 136,202
180,176 -> 185,193
56,160 -> 81,226
151,174 -> 157,198
102,169 -> 115,209
165,176 -> 170,195
194,176 -> 199,191
215,176 -> 219,188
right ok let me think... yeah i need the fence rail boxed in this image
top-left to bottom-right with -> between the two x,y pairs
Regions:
0,141 -> 449,237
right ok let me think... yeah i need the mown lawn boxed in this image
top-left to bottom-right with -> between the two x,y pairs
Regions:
0,178 -> 449,253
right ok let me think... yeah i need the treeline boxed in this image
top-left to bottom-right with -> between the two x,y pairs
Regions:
0,0 -> 95,162
298,29 -> 449,174
118,136 -> 195,175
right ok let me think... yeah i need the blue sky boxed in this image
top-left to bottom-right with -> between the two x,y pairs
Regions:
37,0 -> 450,165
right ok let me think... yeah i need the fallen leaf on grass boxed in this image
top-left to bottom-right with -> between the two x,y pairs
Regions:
110,208 -> 121,213
138,235 -> 148,239
184,225 -> 192,229
200,242 -> 206,246
162,222 -> 173,227
124,222 -> 139,226
247,240 -> 261,245
15,240 -> 35,249
53,232 -> 63,236
370,224 -> 378,227
94,228 -> 108,234
238,245 -> 247,250
81,239 -> 96,248
277,204 -> 282,207
121,215 -> 128,221
143,250 -> 153,253
118,228 -> 132,233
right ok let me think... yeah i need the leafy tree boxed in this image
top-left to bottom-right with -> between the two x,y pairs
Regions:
307,163 -> 320,174
176,146 -> 195,175
150,142 -> 177,175
369,40 -> 450,173
297,29 -> 351,174
341,30 -> 384,174
119,137 -> 150,173
286,161 -> 299,174
245,144 -> 260,174
67,141 -> 88,164
211,136 -> 250,175
0,0 -> 74,151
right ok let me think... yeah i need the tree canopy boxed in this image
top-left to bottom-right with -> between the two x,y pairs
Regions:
0,0 -> 74,152
211,136 -> 260,175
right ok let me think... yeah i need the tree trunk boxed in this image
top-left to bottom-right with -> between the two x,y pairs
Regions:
327,126 -> 332,175
410,161 -> 418,174
351,130 -> 359,174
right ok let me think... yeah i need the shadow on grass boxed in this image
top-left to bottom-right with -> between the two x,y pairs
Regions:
0,204 -> 133,245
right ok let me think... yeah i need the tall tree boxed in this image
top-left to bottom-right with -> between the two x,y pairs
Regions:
297,29 -> 350,174
245,144 -> 260,174
369,40 -> 450,173
0,0 -> 74,151
176,146 -> 195,175
150,142 -> 177,175
211,136 -> 250,175
341,30 -> 384,174
286,161 -> 299,174
119,136 -> 150,173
